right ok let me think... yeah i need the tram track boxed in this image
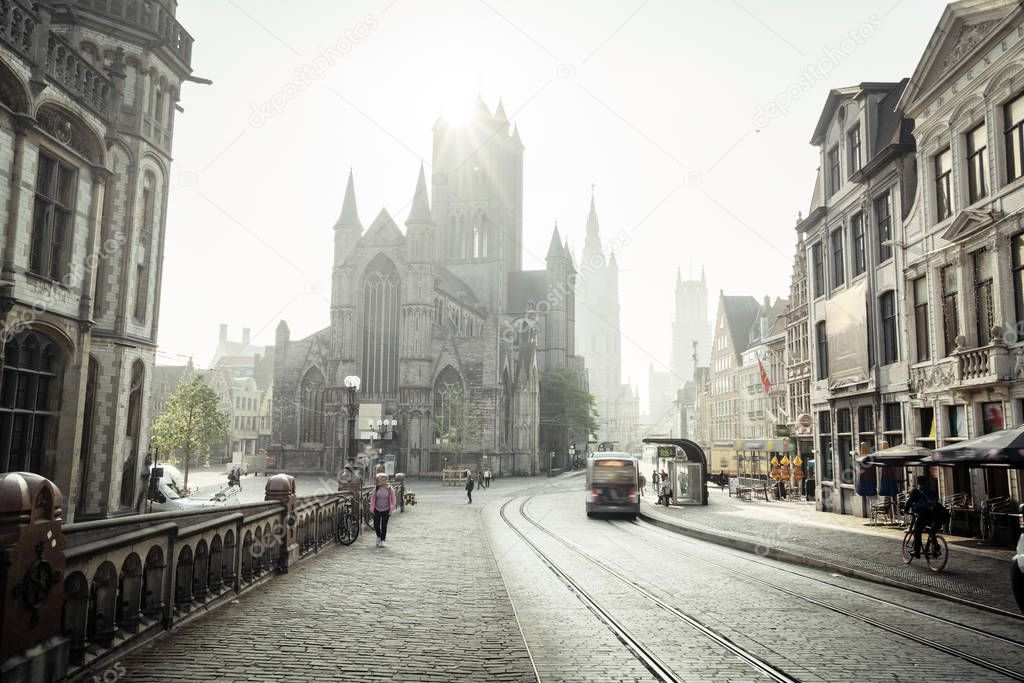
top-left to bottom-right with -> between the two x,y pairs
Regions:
499,495 -> 801,683
619,516 -> 1024,681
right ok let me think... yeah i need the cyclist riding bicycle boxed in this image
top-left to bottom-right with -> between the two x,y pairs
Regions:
903,475 -> 938,558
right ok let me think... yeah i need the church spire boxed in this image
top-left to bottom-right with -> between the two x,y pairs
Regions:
406,163 -> 431,224
494,98 -> 508,121
582,184 -> 603,262
587,185 -> 599,239
546,224 -> 564,260
335,169 -> 361,231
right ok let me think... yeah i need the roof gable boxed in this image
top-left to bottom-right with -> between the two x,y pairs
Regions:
359,209 -> 405,248
906,1 -> 1017,111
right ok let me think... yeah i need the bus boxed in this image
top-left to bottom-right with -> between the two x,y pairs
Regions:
585,452 -> 640,519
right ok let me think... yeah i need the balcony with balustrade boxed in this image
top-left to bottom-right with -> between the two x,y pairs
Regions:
57,0 -> 193,69
909,330 -> 1014,397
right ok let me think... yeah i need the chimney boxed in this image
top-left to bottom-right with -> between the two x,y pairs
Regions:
219,323 -> 227,342
243,327 -> 251,346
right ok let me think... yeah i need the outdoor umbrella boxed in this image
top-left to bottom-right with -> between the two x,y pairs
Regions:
855,444 -> 932,467
878,466 -> 902,496
924,426 -> 1024,467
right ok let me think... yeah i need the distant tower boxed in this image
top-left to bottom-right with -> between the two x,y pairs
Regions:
576,189 -> 624,442
431,95 -> 523,312
671,267 -> 710,385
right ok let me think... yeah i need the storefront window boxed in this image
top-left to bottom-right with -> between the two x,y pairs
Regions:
982,401 -> 1004,434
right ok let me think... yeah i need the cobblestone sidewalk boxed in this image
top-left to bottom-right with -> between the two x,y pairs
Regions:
640,488 -> 1019,614
118,486 -> 537,682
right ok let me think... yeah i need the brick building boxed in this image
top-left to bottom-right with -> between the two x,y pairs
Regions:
270,98 -> 584,477
0,1 -> 196,519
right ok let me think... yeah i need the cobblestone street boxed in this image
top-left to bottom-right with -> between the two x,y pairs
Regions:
112,474 -> 1024,682
118,478 -> 537,683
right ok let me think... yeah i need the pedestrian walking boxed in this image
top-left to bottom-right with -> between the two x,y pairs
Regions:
466,474 -> 475,503
660,478 -> 671,507
638,473 -> 647,497
371,473 -> 396,548
484,469 -> 492,488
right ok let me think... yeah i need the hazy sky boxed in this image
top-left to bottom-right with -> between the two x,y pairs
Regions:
163,0 -> 943,410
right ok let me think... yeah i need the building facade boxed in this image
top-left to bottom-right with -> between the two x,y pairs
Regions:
0,1 -> 196,519
270,99 -> 584,477
900,0 -> 1024,508
798,79 -> 917,516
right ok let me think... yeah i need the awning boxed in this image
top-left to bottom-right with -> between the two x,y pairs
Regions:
856,444 -> 931,467
922,426 -> 1024,467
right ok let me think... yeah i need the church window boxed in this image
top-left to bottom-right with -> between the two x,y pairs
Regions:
360,255 -> 400,396
0,331 -> 63,475
433,366 -> 464,441
471,214 -> 488,259
299,366 -> 325,442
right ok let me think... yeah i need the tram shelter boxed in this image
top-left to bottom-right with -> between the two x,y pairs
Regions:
643,438 -> 708,505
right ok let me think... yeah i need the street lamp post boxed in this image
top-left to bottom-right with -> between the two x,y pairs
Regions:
343,376 -> 361,470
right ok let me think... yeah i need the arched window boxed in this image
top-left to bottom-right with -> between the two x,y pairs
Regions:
0,331 -> 63,475
360,255 -> 400,397
299,367 -> 325,443
471,213 -> 488,259
433,366 -> 463,441
134,171 -> 157,322
120,360 -> 145,509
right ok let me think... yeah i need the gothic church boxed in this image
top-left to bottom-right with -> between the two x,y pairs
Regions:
270,97 -> 584,476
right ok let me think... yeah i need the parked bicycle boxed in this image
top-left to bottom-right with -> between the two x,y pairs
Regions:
335,494 -> 360,546
901,514 -> 948,572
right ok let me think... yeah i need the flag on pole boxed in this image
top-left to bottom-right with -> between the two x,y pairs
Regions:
758,357 -> 772,395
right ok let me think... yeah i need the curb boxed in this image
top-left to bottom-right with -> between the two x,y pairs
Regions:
638,508 -> 1024,622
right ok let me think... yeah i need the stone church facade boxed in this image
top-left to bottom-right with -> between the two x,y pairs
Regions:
0,1 -> 195,520
270,98 -> 584,476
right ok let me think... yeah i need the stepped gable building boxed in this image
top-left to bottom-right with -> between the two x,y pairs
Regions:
0,1 -> 197,519
575,190 -> 639,450
270,98 -> 583,476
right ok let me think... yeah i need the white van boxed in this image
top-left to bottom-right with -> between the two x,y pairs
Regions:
147,465 -> 238,513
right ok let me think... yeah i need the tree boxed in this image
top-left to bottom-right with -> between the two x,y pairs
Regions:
539,367 -> 598,460
151,375 -> 230,490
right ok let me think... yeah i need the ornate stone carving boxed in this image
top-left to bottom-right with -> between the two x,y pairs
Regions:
940,20 -> 1000,75
35,105 -> 102,163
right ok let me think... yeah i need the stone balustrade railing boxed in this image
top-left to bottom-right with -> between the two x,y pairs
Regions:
957,346 -> 991,381
0,0 -> 116,119
0,0 -> 36,59
62,0 -> 193,66
0,471 -> 408,683
44,32 -> 111,117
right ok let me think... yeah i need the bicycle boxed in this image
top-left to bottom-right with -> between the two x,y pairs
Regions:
335,495 -> 360,546
901,514 -> 948,572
